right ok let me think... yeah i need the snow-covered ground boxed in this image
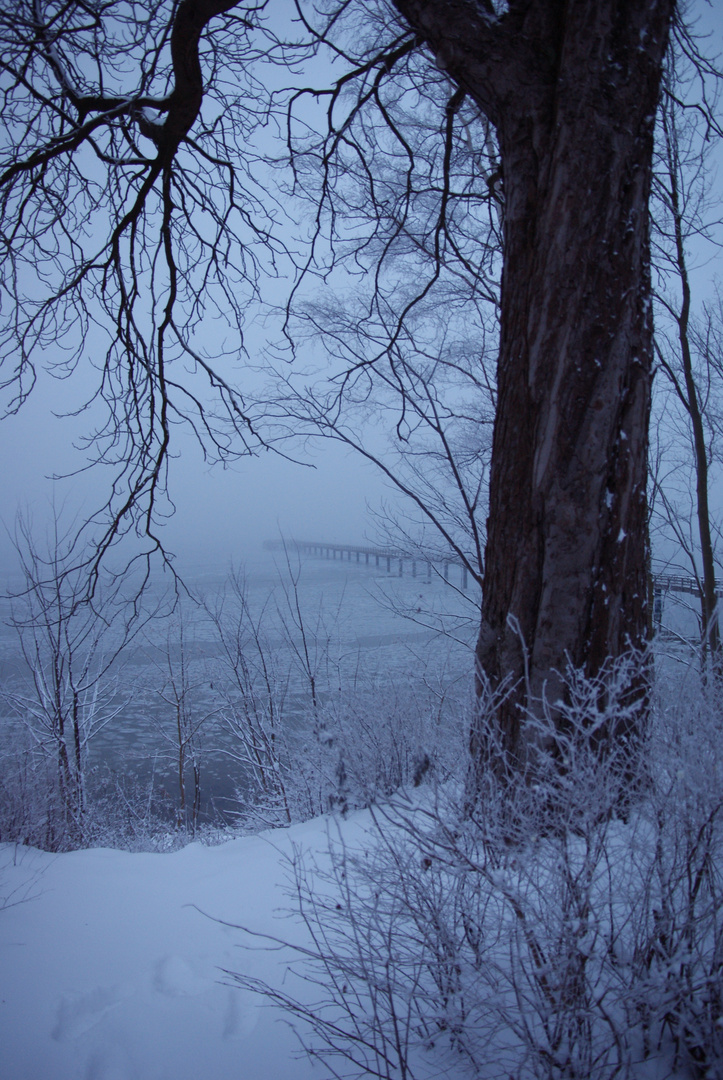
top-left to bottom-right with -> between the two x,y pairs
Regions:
0,814 -> 367,1080
3,676 -> 721,1080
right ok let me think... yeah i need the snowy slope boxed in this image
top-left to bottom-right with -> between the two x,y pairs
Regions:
0,817 -> 360,1080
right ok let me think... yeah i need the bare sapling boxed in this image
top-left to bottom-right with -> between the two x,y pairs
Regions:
2,514 -> 145,849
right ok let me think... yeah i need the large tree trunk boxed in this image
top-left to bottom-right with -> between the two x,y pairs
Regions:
393,0 -> 675,771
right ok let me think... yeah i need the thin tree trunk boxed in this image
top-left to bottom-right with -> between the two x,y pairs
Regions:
660,105 -> 721,664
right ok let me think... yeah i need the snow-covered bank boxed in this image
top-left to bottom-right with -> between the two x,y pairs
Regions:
0,816 -> 363,1080
3,662 -> 723,1080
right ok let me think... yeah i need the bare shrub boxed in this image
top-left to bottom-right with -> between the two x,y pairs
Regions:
623,667 -> 723,1076
230,653 -> 723,1080
0,729 -> 70,850
203,561 -> 469,831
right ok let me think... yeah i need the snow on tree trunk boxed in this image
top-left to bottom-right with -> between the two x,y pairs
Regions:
393,0 -> 675,770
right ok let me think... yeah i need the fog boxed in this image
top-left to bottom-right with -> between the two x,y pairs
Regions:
0,363 -> 392,577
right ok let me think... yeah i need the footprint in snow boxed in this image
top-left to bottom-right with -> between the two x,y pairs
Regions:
153,954 -> 212,997
222,986 -> 259,1040
83,1042 -> 136,1080
52,984 -> 129,1042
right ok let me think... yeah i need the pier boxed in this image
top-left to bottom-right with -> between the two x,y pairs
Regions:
264,541 -> 718,615
263,538 -> 477,589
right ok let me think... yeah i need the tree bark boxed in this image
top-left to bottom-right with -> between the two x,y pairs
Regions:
393,0 -> 675,769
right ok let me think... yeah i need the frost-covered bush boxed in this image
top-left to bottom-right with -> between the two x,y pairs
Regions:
220,662 -> 468,832
232,653 -> 723,1080
0,732 -> 71,851
0,736 -> 200,852
204,564 -> 469,831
